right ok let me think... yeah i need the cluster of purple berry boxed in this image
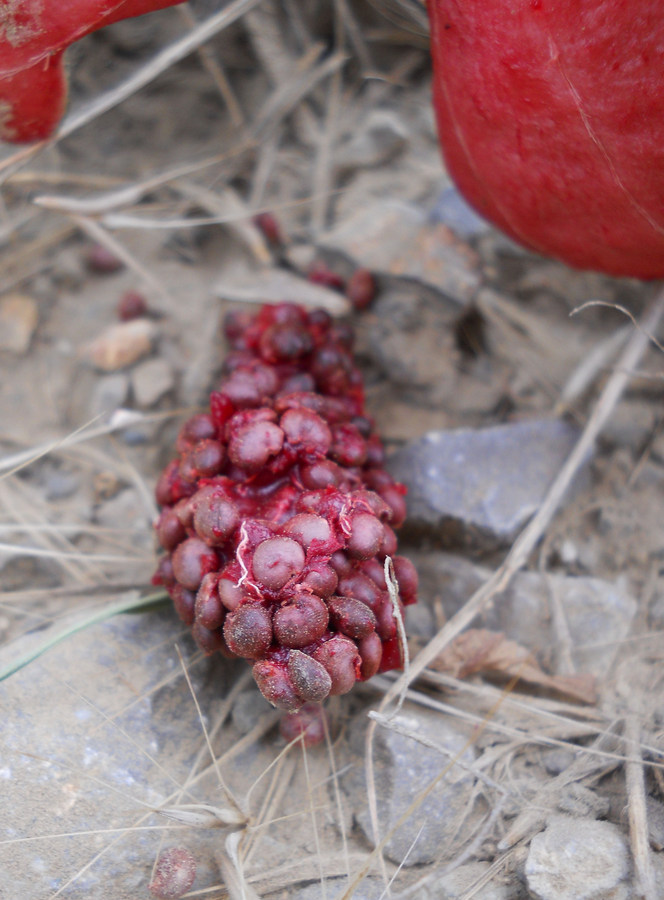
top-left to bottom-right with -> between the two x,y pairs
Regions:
153,303 -> 417,711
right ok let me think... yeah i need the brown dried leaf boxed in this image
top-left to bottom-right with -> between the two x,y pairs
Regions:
430,628 -> 597,705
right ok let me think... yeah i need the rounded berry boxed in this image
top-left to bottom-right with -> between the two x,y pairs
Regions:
171,538 -> 218,591
170,584 -> 195,626
393,555 -> 419,605
313,637 -> 361,695
346,267 -> 376,310
252,660 -> 302,711
328,595 -> 377,640
358,632 -> 383,680
156,508 -> 185,551
282,513 -> 331,548
228,419 -> 284,470
279,702 -> 327,746
280,408 -> 332,455
192,487 -> 239,546
195,573 -> 225,630
287,650 -> 332,702
346,512 -> 384,559
148,847 -> 196,899
252,537 -> 305,590
273,594 -> 329,648
223,603 -> 273,658
300,562 -> 338,598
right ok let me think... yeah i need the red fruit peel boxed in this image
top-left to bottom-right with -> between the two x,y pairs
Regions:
153,302 -> 417,712
428,1 -> 664,278
0,0 -> 184,143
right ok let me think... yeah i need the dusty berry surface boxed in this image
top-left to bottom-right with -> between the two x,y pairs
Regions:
0,3 -> 662,900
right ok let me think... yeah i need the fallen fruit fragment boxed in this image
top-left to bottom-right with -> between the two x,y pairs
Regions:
0,0 -> 184,143
153,302 -> 417,713
427,1 -> 664,278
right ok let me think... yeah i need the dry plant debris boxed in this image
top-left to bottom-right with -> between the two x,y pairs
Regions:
0,2 -> 663,899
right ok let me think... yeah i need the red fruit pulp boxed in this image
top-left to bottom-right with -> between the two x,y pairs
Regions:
427,0 -> 664,278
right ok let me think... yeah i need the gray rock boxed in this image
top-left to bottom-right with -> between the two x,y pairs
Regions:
413,553 -> 637,679
89,372 -> 129,418
524,816 -> 630,900
389,419 -> 582,549
429,186 -> 491,239
131,357 -> 175,407
344,709 -> 477,866
0,607 -> 238,900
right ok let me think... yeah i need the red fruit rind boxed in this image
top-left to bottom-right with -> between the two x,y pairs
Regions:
428,0 -> 664,279
153,303 -> 418,711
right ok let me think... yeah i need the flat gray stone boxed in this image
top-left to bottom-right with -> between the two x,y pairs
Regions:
131,357 -> 175,407
0,607 -> 241,899
426,861 -> 520,899
344,709 -> 477,866
389,419 -> 582,548
524,816 -> 630,900
413,552 -> 637,678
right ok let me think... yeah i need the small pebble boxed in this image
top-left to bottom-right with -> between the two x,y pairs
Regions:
0,294 -> 38,354
83,318 -> 157,371
131,357 -> 174,407
524,816 -> 629,900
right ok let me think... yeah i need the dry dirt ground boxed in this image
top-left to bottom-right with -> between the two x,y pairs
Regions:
1,3 -> 663,899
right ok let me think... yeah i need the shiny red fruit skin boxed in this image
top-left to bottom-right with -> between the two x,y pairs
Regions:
428,0 -> 664,278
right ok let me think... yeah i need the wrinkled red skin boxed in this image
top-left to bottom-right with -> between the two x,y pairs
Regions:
428,0 -> 664,278
153,303 -> 418,713
0,0 -> 184,143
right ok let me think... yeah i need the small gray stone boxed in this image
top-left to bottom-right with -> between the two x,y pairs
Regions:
389,419 -> 582,548
429,186 -> 491,239
524,816 -> 630,900
344,709 -> 477,866
89,372 -> 130,418
131,357 -> 174,407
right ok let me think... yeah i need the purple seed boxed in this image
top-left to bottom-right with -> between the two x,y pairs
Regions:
279,702 -> 327,746
170,584 -> 195,626
218,577 -> 243,611
380,524 -> 398,557
287,650 -> 332,702
252,660 -> 302,711
312,636 -> 360,695
156,508 -> 186,551
337,571 -> 380,608
223,603 -> 273,658
300,459 -> 342,489
192,487 -> 239,546
300,562 -> 338,598
192,621 -> 226,655
195,573 -> 225,630
171,538 -> 218,591
176,414 -> 216,453
330,423 -> 367,467
187,439 -> 225,477
328,595 -> 377,640
252,537 -> 305,590
393,555 -> 418,604
346,512 -> 384,559
273,594 -> 329,648
280,408 -> 332,455
282,513 -> 331,548
149,847 -> 196,900
358,632 -> 383,680
228,419 -> 284,470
